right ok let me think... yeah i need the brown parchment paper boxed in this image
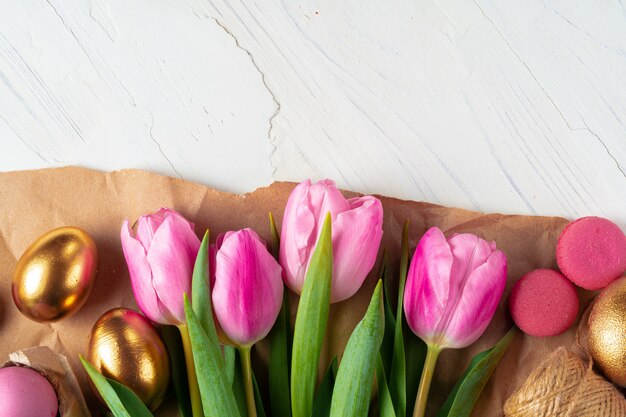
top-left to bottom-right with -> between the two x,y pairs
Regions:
0,166 -> 592,417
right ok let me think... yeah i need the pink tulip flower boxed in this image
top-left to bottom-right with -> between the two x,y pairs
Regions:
212,228 -> 283,347
121,208 -> 201,326
404,227 -> 507,349
404,226 -> 507,417
280,179 -> 383,303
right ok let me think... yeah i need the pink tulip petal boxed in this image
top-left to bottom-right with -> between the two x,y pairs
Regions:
120,220 -> 167,324
442,250 -> 507,348
213,229 -> 283,346
146,214 -> 201,325
280,181 -> 316,294
219,231 -> 236,247
211,232 -> 228,290
330,196 -> 383,302
301,180 -> 350,270
280,179 -> 377,301
431,234 -> 503,346
431,234 -> 495,337
404,227 -> 453,342
404,227 -> 508,349
136,208 -> 181,250
447,234 -> 495,288
308,180 -> 350,227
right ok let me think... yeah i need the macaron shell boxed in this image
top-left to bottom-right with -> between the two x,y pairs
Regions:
0,366 -> 58,417
556,216 -> 626,290
509,269 -> 579,337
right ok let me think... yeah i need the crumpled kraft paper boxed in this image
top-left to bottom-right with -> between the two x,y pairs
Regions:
0,167 -> 593,416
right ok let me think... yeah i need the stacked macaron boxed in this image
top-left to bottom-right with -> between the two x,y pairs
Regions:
509,216 -> 626,338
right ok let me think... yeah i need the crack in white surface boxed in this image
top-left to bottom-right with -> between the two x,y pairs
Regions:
548,6 -> 622,56
113,71 -> 138,107
472,0 -> 626,183
46,0 -> 136,110
579,119 -> 626,180
2,27 -> 86,145
208,16 -> 282,179
147,111 -> 183,179
0,114 -> 48,163
433,0 -> 458,29
89,0 -> 118,42
46,0 -> 75,40
44,0 -> 79,47
46,0 -> 185,178
44,0 -> 96,115
472,1 -> 575,129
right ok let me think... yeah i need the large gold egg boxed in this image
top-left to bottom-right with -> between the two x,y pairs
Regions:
87,308 -> 170,411
12,226 -> 98,322
588,275 -> 626,386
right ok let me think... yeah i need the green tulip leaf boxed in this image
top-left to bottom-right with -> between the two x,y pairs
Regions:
436,328 -> 516,417
268,291 -> 292,417
376,355 -> 397,417
330,280 -> 385,417
253,372 -> 267,417
268,213 -> 292,417
80,355 -> 153,417
405,325 -> 427,416
311,357 -> 338,417
379,250 -> 396,379
107,379 -> 155,417
189,230 -> 239,417
192,230 -> 213,336
389,220 -> 409,417
162,325 -> 192,417
229,351 -> 268,417
291,213 -> 333,417
184,295 -> 240,417
231,348 -> 247,417
224,345 -> 237,386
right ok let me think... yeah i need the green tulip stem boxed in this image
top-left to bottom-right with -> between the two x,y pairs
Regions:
412,344 -> 442,417
179,324 -> 203,417
239,346 -> 258,417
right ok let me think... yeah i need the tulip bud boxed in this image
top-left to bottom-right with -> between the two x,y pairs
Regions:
121,208 -> 201,326
212,228 -> 283,347
280,179 -> 383,303
404,227 -> 507,349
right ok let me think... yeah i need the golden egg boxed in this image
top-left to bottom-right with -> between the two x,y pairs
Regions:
12,226 -> 98,322
87,308 -> 170,411
588,275 -> 626,386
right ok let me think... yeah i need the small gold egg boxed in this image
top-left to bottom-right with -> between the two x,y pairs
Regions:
87,308 -> 170,411
12,226 -> 98,322
588,275 -> 626,386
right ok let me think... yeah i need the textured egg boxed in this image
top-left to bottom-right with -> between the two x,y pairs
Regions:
0,366 -> 59,417
588,276 -> 626,386
87,308 -> 170,411
12,226 -> 98,322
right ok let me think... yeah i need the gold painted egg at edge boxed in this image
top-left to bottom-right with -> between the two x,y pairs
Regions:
588,275 -> 626,387
87,308 -> 171,411
12,226 -> 98,322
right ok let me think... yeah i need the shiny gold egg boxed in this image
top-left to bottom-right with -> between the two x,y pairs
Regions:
12,226 -> 98,322
588,275 -> 626,386
87,308 -> 170,411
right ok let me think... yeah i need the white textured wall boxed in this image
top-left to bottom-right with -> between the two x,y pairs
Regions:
1,0 -> 625,225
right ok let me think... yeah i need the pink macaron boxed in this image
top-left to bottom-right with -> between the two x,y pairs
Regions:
556,216 -> 626,290
509,269 -> 579,337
